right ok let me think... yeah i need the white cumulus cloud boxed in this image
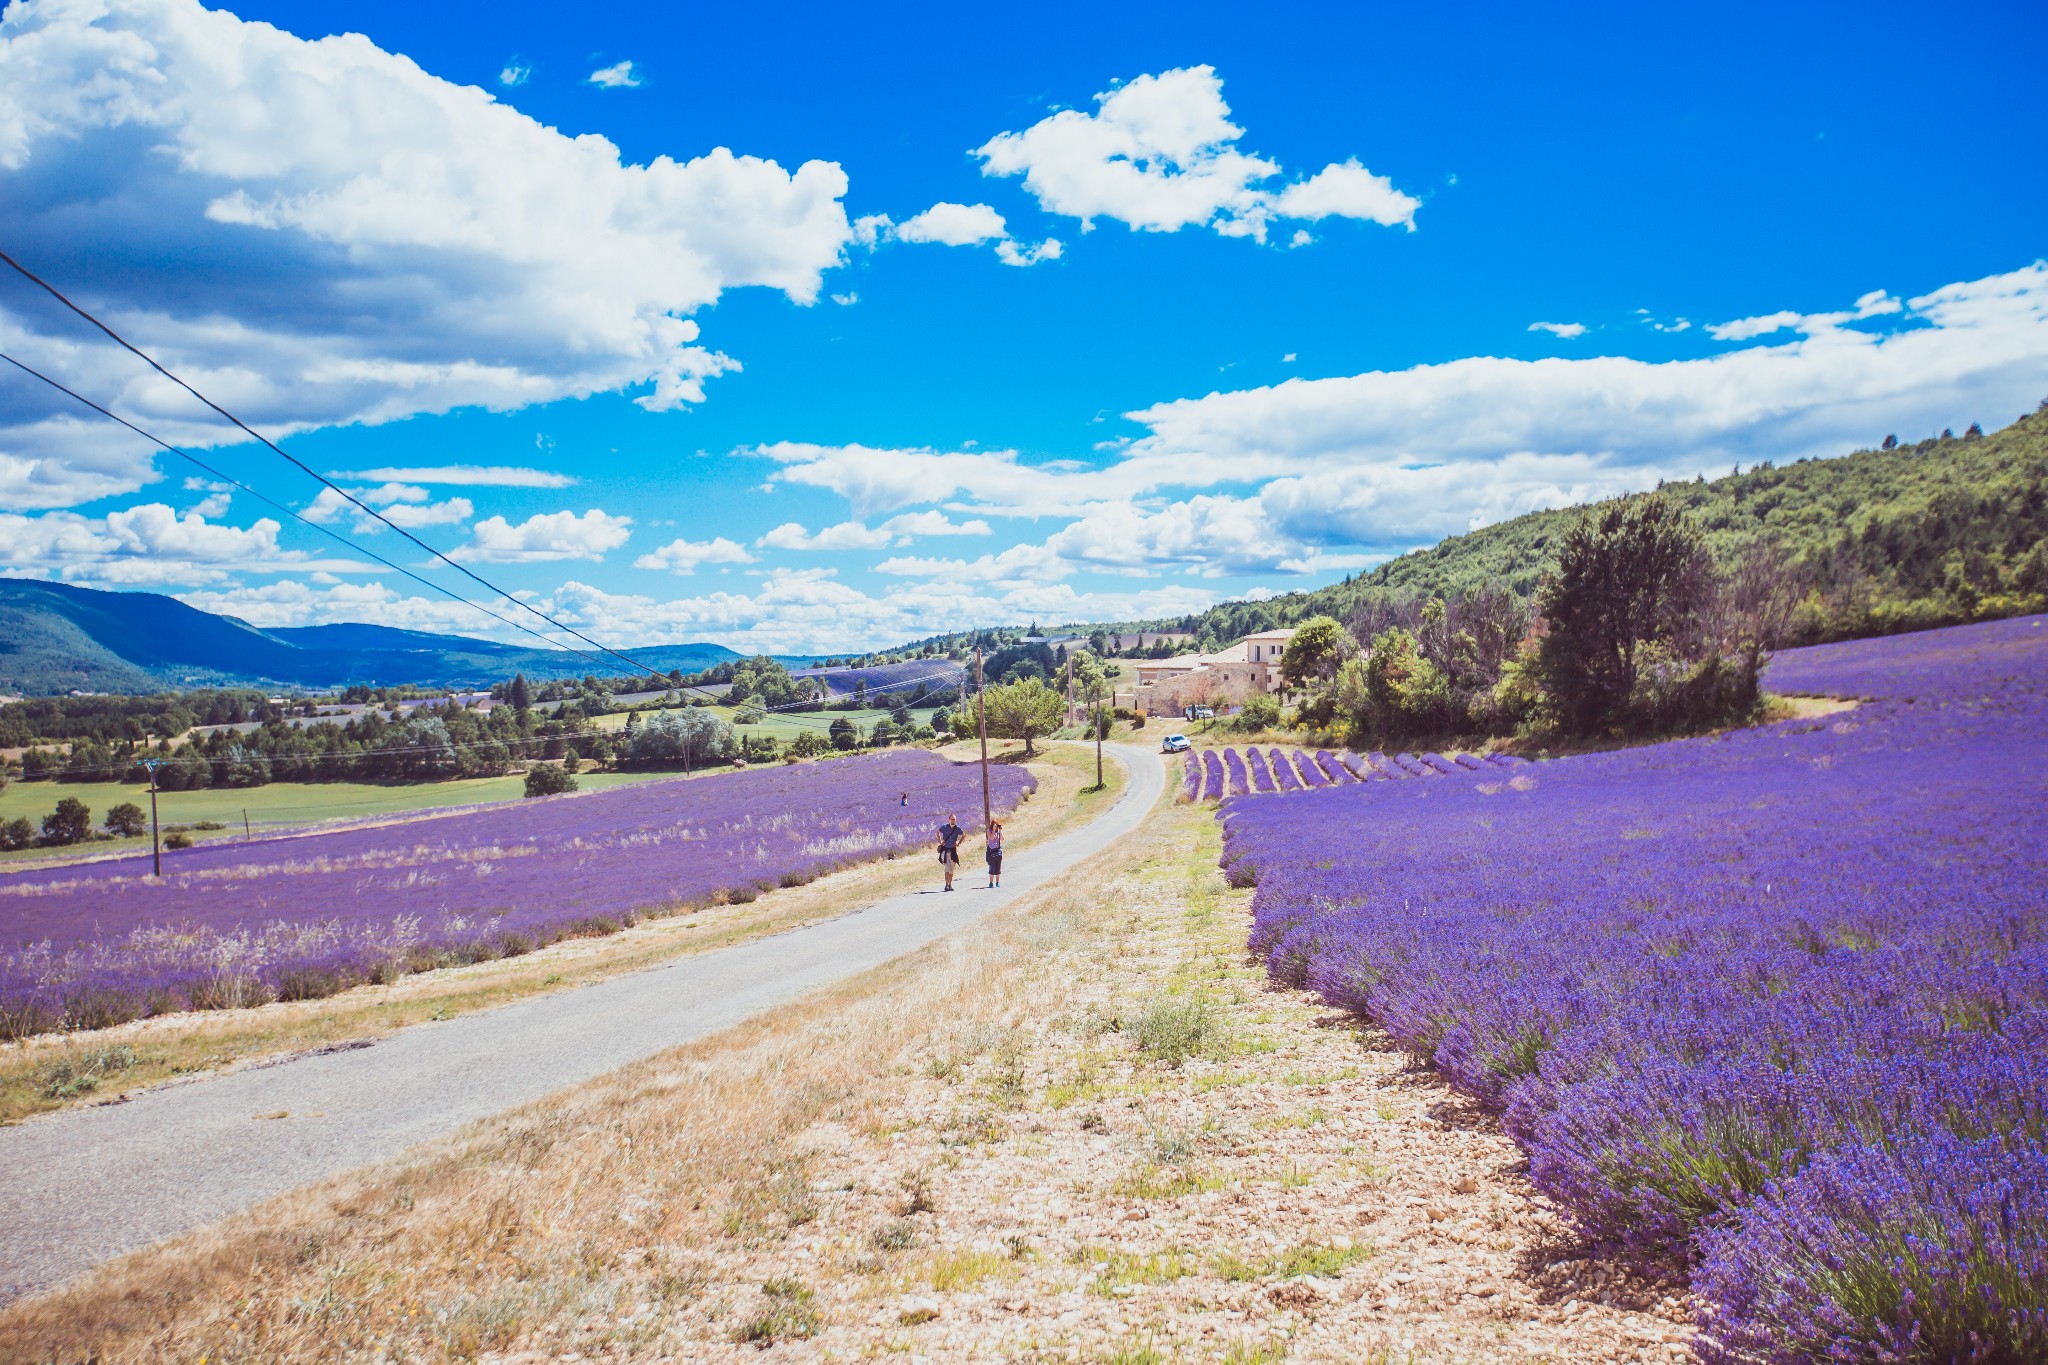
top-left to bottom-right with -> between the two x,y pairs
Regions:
881,201 -> 1062,268
633,536 -> 757,574
1528,321 -> 1588,339
454,509 -> 633,563
0,0 -> 852,509
972,65 -> 1418,243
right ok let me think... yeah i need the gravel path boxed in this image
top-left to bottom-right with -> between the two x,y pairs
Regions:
0,744 -> 1163,1304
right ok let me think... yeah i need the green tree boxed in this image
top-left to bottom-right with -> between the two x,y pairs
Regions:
523,761 -> 579,797
104,802 -> 148,838
1279,615 -> 1355,691
983,678 -> 1064,756
623,710 -> 738,768
1535,497 -> 1712,735
828,717 -> 859,751
788,730 -> 826,759
0,817 -> 35,851
41,797 -> 93,846
510,672 -> 532,715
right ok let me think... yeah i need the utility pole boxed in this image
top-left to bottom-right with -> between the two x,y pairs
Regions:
144,758 -> 161,877
1093,677 -> 1104,790
975,644 -> 991,831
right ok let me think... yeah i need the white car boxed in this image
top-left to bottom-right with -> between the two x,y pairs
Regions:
1161,734 -> 1192,753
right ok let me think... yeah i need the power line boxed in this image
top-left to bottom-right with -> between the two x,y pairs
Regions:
0,246 -> 703,690
0,349 -> 627,678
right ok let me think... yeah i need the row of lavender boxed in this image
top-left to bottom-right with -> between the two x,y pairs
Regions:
1178,745 -> 1524,801
0,750 -> 1034,1039
1219,616 -> 2048,1361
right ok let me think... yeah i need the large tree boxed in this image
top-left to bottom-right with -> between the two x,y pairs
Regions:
1535,496 -> 1712,735
1278,615 -> 1356,691
982,678 -> 1065,756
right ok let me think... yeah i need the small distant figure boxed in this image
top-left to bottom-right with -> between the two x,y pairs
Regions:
936,813 -> 963,891
985,818 -> 1004,889
899,791 -> 908,806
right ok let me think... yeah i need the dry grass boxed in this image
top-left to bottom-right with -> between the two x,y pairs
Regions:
0,788 -> 1695,1364
0,742 -> 1117,1126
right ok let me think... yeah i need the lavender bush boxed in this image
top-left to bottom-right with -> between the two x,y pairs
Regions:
1220,616 -> 2048,1360
1,750 -> 1033,1037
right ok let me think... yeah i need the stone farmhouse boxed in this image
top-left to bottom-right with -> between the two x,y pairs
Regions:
1129,627 -> 1297,715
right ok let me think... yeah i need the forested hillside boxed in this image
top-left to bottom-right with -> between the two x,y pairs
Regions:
1103,406 -> 2048,649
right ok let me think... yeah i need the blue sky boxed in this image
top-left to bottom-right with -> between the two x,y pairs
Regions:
1,0 -> 2044,652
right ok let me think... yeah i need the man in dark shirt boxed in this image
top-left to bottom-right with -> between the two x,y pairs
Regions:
936,813 -> 964,891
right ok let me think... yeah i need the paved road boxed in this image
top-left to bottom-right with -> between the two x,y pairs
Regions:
0,743 -> 1163,1303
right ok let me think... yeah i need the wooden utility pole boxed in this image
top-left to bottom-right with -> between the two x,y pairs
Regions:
975,644 -> 991,830
1093,677 -> 1104,789
144,758 -> 161,877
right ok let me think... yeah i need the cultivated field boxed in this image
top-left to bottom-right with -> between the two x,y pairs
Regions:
1223,615 -> 2048,1360
0,770 -> 688,864
0,750 -> 1033,1041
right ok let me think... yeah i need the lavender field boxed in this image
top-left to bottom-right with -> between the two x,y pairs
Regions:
0,750 -> 1033,1039
1221,616 -> 2048,1361
1178,743 -> 1520,801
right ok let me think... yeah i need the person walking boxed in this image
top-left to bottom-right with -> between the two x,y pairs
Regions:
936,812 -> 964,891
984,817 -> 1004,889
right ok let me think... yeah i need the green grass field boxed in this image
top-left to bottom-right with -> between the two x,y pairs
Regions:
598,703 -> 944,745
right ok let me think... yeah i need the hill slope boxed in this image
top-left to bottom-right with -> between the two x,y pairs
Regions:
1106,406 -> 2048,647
0,581 -> 739,695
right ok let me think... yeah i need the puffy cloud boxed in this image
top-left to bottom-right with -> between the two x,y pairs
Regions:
302,483 -> 472,532
0,502 -> 372,585
498,58 -> 530,88
756,511 -> 993,551
882,201 -> 1062,268
632,535 -> 756,574
1528,321 -> 1588,339
895,202 -> 1009,246
586,60 -> 642,89
972,65 -> 1417,242
329,465 -> 576,488
0,0 -> 852,508
454,509 -> 632,563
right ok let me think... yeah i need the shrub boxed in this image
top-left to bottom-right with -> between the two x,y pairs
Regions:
162,831 -> 195,850
1234,693 -> 1282,732
103,802 -> 148,838
1128,994 -> 1218,1068
523,761 -> 579,797
0,817 -> 34,851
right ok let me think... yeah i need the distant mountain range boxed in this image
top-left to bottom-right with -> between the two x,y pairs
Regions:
0,580 -> 741,695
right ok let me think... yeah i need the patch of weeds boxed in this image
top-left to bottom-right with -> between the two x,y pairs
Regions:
1076,1246 -> 1196,1296
35,1044 -> 140,1100
1282,1065 -> 1359,1086
1104,1342 -> 1170,1365
924,1052 -> 962,1082
1145,1121 -> 1198,1165
896,1167 -> 937,1216
924,1248 -> 1015,1292
940,1107 -> 1007,1147
732,1277 -> 819,1346
1128,992 -> 1220,1068
1077,1110 -> 1108,1133
1211,1242 -> 1374,1282
433,1285 -> 526,1357
1277,1160 -> 1313,1188
1192,1069 -> 1255,1093
1221,1339 -> 1291,1364
1374,1099 -> 1401,1121
1116,1164 -> 1226,1200
871,1219 -> 919,1252
985,1029 -> 1028,1107
1257,1105 -> 1329,1130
